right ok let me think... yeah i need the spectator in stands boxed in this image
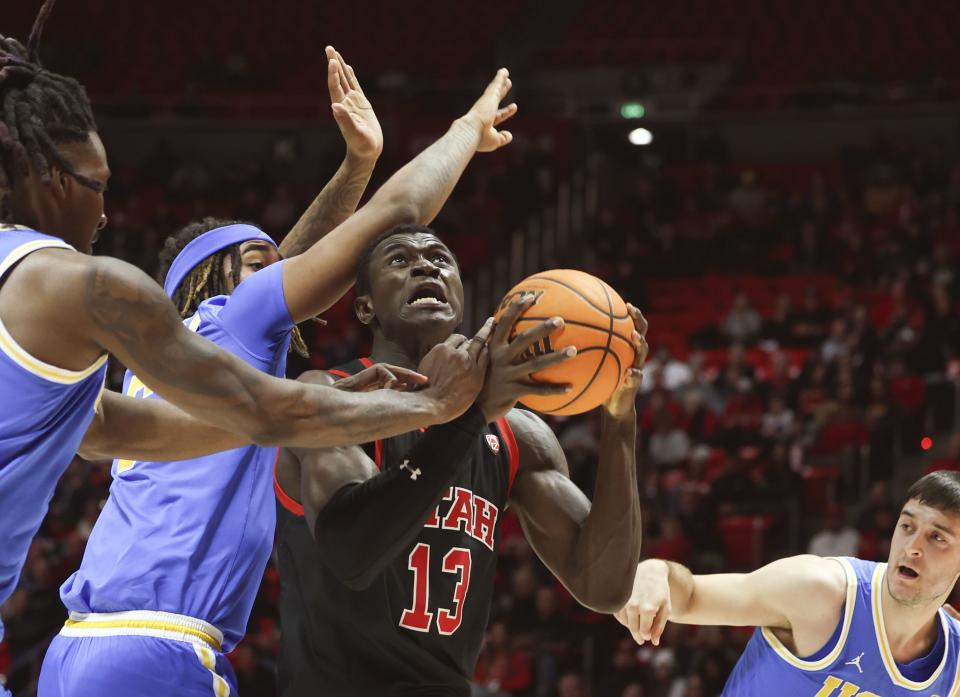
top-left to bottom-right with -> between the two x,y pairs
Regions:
760,395 -> 794,443
646,649 -> 688,697
721,293 -> 762,345
807,505 -> 860,557
820,318 -> 849,364
676,354 -> 724,414
714,344 -> 756,400
680,390 -> 718,444
597,639 -> 645,697
711,453 -> 759,516
683,675 -> 706,697
791,286 -> 831,346
557,672 -> 586,697
647,517 -> 693,565
649,413 -> 692,470
641,348 -> 693,394
473,620 -> 533,697
718,379 -> 764,450
759,294 -> 796,347
530,586 -> 576,692
928,434 -> 960,474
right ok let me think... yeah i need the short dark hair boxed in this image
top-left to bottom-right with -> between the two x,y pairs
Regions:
355,223 -> 448,296
905,471 -> 960,516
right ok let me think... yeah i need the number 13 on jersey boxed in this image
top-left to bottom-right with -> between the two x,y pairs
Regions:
399,543 -> 472,636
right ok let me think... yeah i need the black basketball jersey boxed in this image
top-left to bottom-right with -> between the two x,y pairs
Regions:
275,357 -> 519,697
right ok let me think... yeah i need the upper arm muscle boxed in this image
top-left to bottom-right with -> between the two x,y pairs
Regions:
507,410 -> 591,578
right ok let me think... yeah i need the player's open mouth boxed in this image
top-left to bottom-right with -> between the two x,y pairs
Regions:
897,565 -> 919,579
407,284 -> 448,307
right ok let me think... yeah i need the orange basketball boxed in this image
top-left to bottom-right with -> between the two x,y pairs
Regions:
494,269 -> 636,416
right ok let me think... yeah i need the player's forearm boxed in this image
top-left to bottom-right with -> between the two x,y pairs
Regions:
253,381 -> 462,448
312,406 -> 486,589
569,413 -> 642,612
78,392 -> 246,462
367,116 -> 481,225
278,153 -> 376,259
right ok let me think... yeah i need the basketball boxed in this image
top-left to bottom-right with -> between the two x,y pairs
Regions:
494,269 -> 636,416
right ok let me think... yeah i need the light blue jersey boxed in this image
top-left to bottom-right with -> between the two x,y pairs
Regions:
59,259 -> 293,652
723,557 -> 960,697
0,227 -> 107,646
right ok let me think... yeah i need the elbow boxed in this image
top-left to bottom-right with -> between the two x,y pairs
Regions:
568,572 -> 635,614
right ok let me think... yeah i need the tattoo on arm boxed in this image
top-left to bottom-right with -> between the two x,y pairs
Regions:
279,160 -> 374,259
85,258 -> 260,402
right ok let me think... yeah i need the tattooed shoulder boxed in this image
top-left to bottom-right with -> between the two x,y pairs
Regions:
85,257 -> 177,343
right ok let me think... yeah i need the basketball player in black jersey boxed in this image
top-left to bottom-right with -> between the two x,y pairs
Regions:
274,225 -> 649,696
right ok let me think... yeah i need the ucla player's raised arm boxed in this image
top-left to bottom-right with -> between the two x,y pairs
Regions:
276,47 -> 381,260
279,68 -> 518,324
75,255 -> 489,446
616,556 -> 848,654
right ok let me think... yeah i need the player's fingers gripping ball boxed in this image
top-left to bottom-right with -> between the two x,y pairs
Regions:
494,269 -> 637,416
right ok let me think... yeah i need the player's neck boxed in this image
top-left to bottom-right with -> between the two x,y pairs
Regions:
369,335 -> 433,371
879,580 -> 944,663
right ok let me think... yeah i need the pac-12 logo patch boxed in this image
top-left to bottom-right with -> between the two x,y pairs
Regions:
485,434 -> 501,454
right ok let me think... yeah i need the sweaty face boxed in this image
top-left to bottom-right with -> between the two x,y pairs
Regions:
55,132 -> 111,254
222,240 -> 282,291
886,499 -> 960,606
364,233 -> 463,335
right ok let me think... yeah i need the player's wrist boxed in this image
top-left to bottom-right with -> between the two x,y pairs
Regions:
344,147 -> 380,170
455,112 -> 485,141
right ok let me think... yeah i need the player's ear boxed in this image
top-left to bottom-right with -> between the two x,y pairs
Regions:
355,294 -> 375,325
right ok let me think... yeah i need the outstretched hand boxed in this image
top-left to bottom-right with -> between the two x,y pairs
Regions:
476,293 -> 574,422
326,45 -> 383,163
465,68 -> 518,153
603,304 -> 649,419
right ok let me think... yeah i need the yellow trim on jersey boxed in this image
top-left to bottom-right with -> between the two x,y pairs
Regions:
61,611 -> 222,651
213,673 -> 231,697
0,239 -> 108,384
948,659 -> 960,697
871,563 -> 951,689
760,557 -> 858,671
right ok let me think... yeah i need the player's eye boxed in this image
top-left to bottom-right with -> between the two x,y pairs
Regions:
433,254 -> 450,265
389,255 -> 406,265
245,260 -> 264,271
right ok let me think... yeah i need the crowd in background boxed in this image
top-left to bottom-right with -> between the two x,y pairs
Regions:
2,129 -> 960,697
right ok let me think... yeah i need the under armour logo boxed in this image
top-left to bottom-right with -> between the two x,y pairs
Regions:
400,460 -> 422,481
845,652 -> 864,673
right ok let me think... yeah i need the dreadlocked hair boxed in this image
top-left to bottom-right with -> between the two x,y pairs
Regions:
0,0 -> 100,217
157,217 -> 309,358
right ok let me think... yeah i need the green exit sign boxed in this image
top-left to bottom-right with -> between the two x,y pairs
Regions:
620,102 -> 646,119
